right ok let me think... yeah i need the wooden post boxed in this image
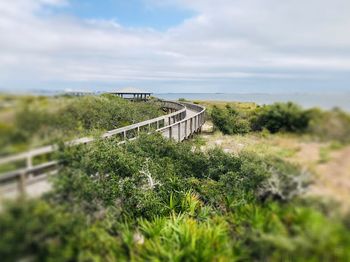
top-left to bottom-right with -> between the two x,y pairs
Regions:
190,118 -> 193,135
26,154 -> 33,179
26,155 -> 33,169
169,126 -> 172,139
156,121 -> 160,130
185,120 -> 187,138
18,171 -> 26,196
193,116 -> 195,132
123,131 -> 127,140
178,122 -> 181,141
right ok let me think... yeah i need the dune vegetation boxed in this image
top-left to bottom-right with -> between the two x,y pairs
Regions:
0,94 -> 164,156
1,132 -> 350,261
208,100 -> 350,143
0,98 -> 350,261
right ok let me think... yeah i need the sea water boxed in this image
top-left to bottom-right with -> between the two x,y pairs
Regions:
155,93 -> 350,111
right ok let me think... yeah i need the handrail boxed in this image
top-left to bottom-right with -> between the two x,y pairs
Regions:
158,102 -> 206,142
0,99 -> 206,197
0,100 -> 185,166
104,101 -> 186,137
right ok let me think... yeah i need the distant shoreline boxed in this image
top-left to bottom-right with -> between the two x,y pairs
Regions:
1,90 -> 349,111
155,93 -> 350,111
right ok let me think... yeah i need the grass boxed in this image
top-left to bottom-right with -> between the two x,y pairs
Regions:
318,141 -> 345,164
192,100 -> 257,111
201,128 -> 302,160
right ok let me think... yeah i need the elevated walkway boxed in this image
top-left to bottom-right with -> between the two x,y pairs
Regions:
0,100 -> 206,199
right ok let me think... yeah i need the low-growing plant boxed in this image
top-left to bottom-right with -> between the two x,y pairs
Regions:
308,107 -> 350,143
0,95 -> 164,155
252,102 -> 311,133
1,133 -> 349,261
137,214 -> 234,261
210,101 -> 350,145
230,202 -> 350,261
211,105 -> 251,135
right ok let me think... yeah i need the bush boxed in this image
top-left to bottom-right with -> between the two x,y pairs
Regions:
1,133 -> 349,261
230,202 -> 350,260
0,95 -> 164,155
211,105 -> 251,134
137,214 -> 234,261
252,102 -> 311,133
210,101 -> 350,144
0,200 -> 127,261
307,107 -> 350,143
52,134 -> 307,217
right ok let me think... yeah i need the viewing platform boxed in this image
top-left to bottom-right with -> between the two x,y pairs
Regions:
110,87 -> 152,100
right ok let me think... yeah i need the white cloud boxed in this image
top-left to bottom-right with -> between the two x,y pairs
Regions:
0,0 -> 349,92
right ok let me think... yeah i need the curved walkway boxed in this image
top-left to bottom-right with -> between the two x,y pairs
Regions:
0,99 -> 206,199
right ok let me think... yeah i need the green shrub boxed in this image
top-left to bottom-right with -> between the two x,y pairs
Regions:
137,214 -> 234,261
252,102 -> 311,133
210,101 -> 350,144
0,200 -> 127,261
52,134 -> 307,218
0,95 -> 164,155
307,107 -> 350,143
211,105 -> 251,135
230,202 -> 350,261
1,133 -> 349,261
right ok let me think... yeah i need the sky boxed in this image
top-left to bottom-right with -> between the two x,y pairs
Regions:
0,0 -> 350,93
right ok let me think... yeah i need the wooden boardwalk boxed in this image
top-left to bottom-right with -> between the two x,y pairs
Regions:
0,100 -> 206,199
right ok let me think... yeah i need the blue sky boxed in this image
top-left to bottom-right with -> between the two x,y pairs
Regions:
0,0 -> 350,94
48,0 -> 194,30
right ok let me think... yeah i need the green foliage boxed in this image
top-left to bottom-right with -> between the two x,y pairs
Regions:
1,133 -> 349,261
307,107 -> 350,143
137,214 -> 234,261
52,134 -> 293,217
0,200 -> 126,262
252,102 -> 311,133
0,95 -> 163,155
211,105 -> 251,135
230,202 -> 350,261
210,101 -> 350,144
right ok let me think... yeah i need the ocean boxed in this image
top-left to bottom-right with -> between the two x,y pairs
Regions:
4,89 -> 349,111
155,93 -> 350,111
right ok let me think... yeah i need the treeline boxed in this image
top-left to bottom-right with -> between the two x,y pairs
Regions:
0,134 -> 349,261
211,102 -> 350,142
0,94 -> 163,156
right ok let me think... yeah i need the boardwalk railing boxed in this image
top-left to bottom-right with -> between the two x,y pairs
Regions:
0,100 -> 205,197
158,102 -> 206,142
